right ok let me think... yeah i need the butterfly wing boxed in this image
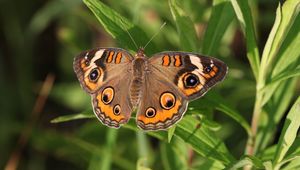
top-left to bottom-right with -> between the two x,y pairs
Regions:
148,52 -> 228,100
73,48 -> 134,128
136,52 -> 227,130
136,72 -> 189,130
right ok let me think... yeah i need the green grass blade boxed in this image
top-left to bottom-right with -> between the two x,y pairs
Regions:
273,97 -> 300,167
206,93 -> 252,136
260,6 -> 300,106
83,0 -> 157,54
175,115 -> 235,165
282,157 -> 300,170
284,137 -> 300,161
28,0 -> 81,36
255,79 -> 297,153
99,128 -> 118,170
160,140 -> 188,170
167,126 -> 176,143
230,0 -> 260,79
227,155 -> 264,170
262,67 -> 300,93
202,0 -> 235,55
271,13 -> 300,78
136,158 -> 152,170
51,110 -> 94,123
260,1 -> 300,85
169,0 -> 198,51
124,115 -> 234,165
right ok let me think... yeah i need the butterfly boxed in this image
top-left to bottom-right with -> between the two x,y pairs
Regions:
73,47 -> 227,131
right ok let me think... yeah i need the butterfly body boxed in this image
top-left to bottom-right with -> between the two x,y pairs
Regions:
74,47 -> 227,130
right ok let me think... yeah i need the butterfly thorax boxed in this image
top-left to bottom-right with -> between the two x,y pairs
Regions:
130,51 -> 148,108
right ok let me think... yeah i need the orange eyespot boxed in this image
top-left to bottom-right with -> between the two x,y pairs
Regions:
160,92 -> 176,110
113,104 -> 121,115
89,68 -> 100,82
101,87 -> 114,104
145,107 -> 156,118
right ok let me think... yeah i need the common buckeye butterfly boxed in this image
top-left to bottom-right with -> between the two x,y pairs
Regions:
73,47 -> 227,130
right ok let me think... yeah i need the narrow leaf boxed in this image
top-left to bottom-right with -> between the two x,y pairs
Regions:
169,0 -> 198,51
175,115 -> 235,165
51,110 -> 94,123
230,0 -> 260,79
202,0 -> 235,55
83,0 -> 157,54
273,97 -> 300,166
228,155 -> 264,170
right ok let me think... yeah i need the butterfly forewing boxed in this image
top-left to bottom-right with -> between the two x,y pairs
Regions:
148,52 -> 228,100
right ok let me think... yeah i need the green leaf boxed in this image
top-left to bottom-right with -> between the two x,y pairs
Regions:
262,67 -> 300,93
284,137 -> 300,163
160,140 -> 188,170
230,0 -> 260,79
136,158 -> 152,170
174,115 -> 235,165
227,155 -> 264,170
259,1 -> 300,88
99,128 -> 118,170
271,13 -> 300,78
282,157 -> 300,170
28,0 -> 82,36
167,125 -> 176,143
124,115 -> 234,165
259,6 -> 300,106
169,0 -> 198,51
255,79 -> 297,153
83,0 -> 157,54
202,0 -> 235,55
51,110 -> 94,123
51,83 -> 90,110
273,97 -> 300,167
206,93 -> 252,136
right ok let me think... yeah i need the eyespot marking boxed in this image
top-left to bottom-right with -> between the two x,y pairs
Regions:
89,68 -> 100,82
204,65 -> 212,73
113,104 -> 121,115
183,73 -> 199,88
160,92 -> 176,110
145,107 -> 156,118
102,87 -> 114,104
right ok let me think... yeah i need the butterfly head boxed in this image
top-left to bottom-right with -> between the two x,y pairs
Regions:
136,47 -> 146,58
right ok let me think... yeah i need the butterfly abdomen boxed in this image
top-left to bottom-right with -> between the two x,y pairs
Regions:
130,78 -> 143,107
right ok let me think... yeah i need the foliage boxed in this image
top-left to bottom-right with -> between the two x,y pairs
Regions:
1,0 -> 299,169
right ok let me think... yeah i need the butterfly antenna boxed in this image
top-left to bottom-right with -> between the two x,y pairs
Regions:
143,22 -> 166,49
125,29 -> 139,50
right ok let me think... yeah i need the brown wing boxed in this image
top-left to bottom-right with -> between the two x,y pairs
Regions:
148,52 -> 228,100
73,48 -> 134,128
92,75 -> 133,128
73,48 -> 134,94
136,52 -> 227,130
136,69 -> 189,130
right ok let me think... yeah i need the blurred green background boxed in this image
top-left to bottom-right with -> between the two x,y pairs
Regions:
0,0 -> 299,169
